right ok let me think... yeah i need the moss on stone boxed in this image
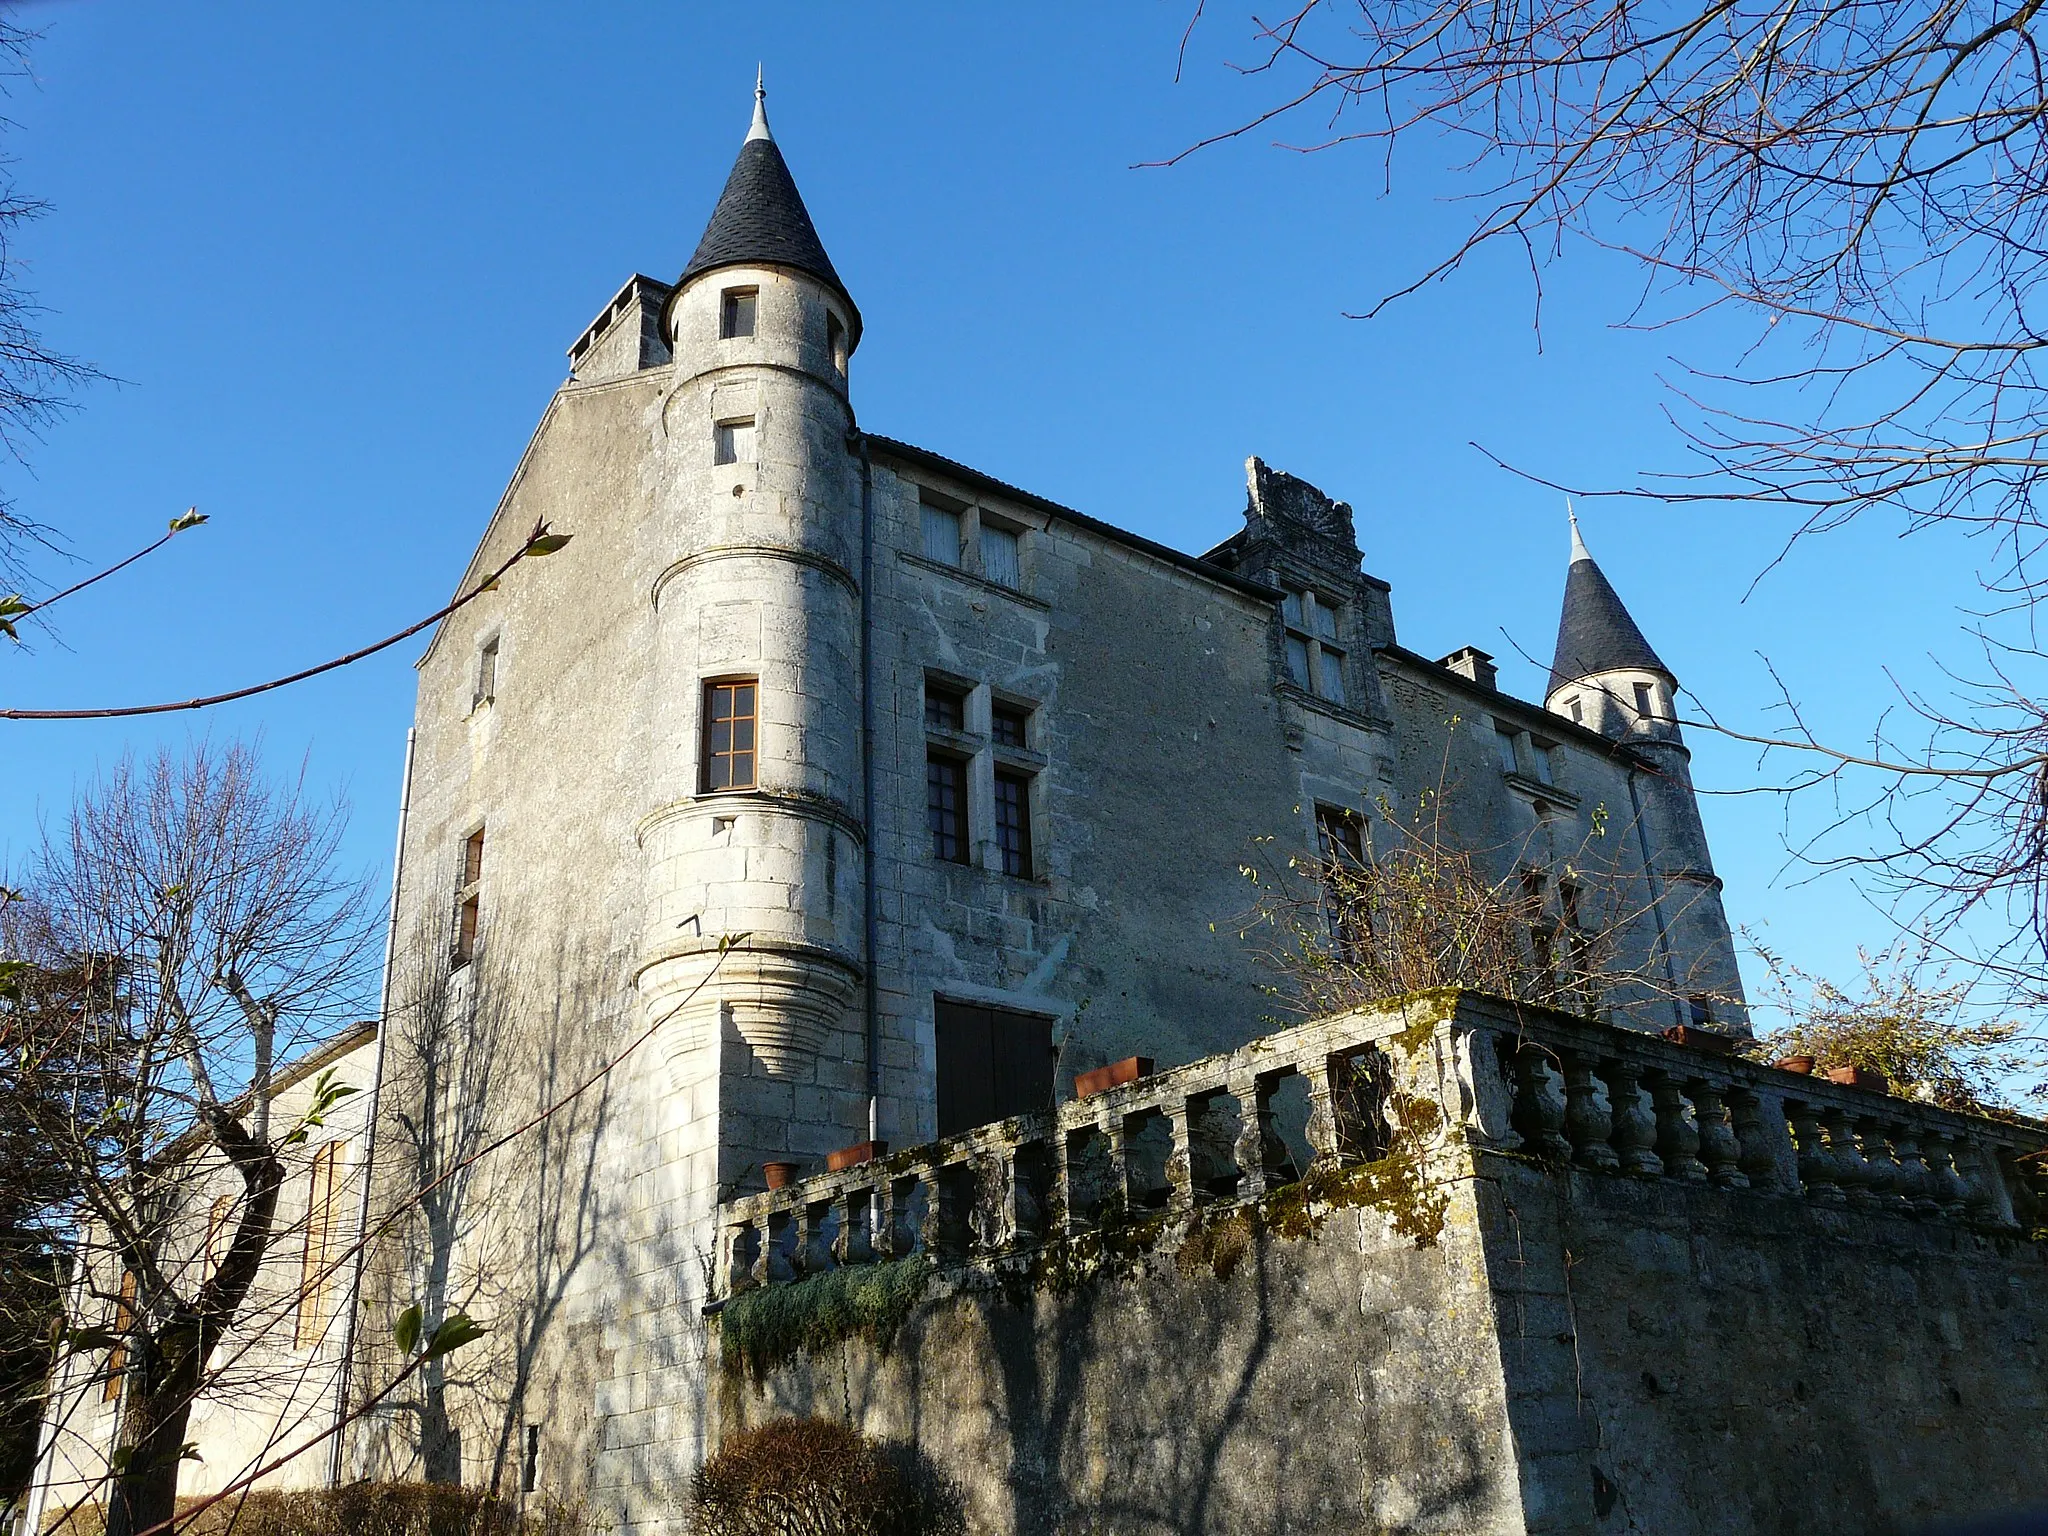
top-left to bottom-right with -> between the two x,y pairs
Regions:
716,1255 -> 934,1378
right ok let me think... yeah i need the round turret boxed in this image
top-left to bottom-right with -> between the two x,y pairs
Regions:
635,83 -> 869,1182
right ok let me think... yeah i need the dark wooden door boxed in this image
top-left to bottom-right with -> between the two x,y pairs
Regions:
934,999 -> 1055,1136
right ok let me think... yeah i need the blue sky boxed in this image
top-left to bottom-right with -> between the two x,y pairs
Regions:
0,2 -> 1990,1022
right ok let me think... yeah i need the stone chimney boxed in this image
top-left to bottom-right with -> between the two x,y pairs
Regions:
1439,646 -> 1498,690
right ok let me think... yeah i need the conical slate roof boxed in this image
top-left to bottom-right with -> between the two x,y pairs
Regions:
1548,518 -> 1672,694
678,85 -> 856,326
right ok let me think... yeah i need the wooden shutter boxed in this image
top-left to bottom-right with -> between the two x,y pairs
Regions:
934,999 -> 1054,1137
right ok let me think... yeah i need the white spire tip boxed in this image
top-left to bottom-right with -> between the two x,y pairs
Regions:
1567,498 -> 1591,563
746,67 -> 773,142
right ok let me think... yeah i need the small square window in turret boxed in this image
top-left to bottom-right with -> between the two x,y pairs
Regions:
714,417 -> 755,466
720,287 -> 757,339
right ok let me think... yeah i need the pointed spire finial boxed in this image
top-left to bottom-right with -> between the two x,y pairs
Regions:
1567,498 -> 1591,564
747,66 -> 773,143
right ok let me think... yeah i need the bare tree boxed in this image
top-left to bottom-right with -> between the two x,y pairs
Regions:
1175,1 -> 2048,1006
1233,773 -> 1740,1030
2,741 -> 377,1536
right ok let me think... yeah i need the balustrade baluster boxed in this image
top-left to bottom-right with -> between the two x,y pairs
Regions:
1690,1080 -> 1747,1188
1889,1131 -> 1939,1218
1919,1133 -> 1970,1218
1105,1111 -> 1134,1219
1600,1060 -> 1663,1178
1167,1099 -> 1198,1212
1954,1137 -> 2020,1229
1729,1088 -> 1791,1192
1787,1102 -> 1844,1205
1230,1072 -> 1280,1200
759,1210 -> 797,1284
1648,1072 -> 1707,1181
1009,1142 -> 1046,1246
1854,1119 -> 1908,1213
1561,1054 -> 1618,1170
1303,1060 -> 1343,1171
798,1200 -> 837,1274
1821,1109 -> 1874,1206
724,1219 -> 760,1295
1510,1044 -> 1571,1159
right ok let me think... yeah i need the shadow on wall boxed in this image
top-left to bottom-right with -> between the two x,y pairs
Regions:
358,922 -> 618,1502
724,1217 -> 1501,1535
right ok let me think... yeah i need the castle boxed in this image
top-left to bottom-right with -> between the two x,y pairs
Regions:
41,83 -> 2048,1536
339,78 -> 1756,1520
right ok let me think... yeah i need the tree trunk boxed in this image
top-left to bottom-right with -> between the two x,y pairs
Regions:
102,1321 -> 201,1536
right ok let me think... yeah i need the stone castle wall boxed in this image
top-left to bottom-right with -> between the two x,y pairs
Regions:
709,993 -> 2048,1536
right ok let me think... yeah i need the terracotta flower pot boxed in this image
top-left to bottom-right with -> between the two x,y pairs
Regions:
762,1161 -> 801,1190
826,1140 -> 888,1172
1825,1064 -> 1889,1093
1075,1056 -> 1156,1101
1774,1054 -> 1817,1075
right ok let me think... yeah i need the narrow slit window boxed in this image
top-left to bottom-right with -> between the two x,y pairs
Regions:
1634,681 -> 1654,718
455,828 -> 484,966
993,769 -> 1033,877
703,680 -> 758,791
827,312 -> 848,375
720,287 -> 757,339
927,753 -> 968,864
1566,695 -> 1583,725
713,417 -> 756,466
921,500 -> 962,566
474,636 -> 499,709
980,523 -> 1022,589
522,1424 -> 542,1492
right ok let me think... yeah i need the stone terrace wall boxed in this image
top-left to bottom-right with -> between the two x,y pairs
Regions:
706,992 -> 2048,1536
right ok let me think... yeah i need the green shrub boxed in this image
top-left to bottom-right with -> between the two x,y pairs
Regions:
690,1419 -> 964,1536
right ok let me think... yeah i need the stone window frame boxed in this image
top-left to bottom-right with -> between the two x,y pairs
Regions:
472,631 -> 501,713
719,285 -> 758,340
713,415 -> 756,467
922,672 -> 1048,878
911,483 -> 1033,596
700,677 -> 760,795
453,824 -> 485,969
1278,584 -> 1347,704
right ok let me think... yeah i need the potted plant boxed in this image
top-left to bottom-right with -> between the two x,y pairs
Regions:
763,1160 -> 801,1190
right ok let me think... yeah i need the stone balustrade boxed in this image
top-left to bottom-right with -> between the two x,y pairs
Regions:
712,991 -> 2048,1300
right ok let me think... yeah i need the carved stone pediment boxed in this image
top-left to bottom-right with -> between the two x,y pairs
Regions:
1245,457 -> 1358,552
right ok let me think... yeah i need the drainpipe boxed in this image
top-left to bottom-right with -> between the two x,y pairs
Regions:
854,434 -> 882,1141
326,726 -> 416,1486
1625,761 -> 1687,1029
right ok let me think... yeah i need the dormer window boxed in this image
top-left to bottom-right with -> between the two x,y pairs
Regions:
1281,587 -> 1346,703
720,287 -> 757,339
714,417 -> 756,466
